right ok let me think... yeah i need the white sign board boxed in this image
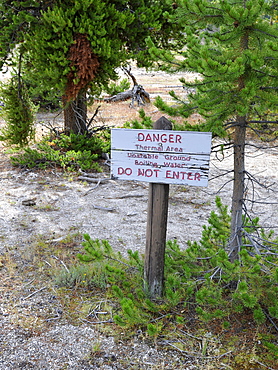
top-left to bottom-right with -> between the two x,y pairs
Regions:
111,129 -> 212,186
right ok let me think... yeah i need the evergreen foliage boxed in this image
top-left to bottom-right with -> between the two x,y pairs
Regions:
0,77 -> 36,147
123,108 -> 153,129
147,0 -> 278,261
104,78 -> 131,97
147,0 -> 278,137
0,1 -> 41,68
71,198 -> 278,333
0,0 -> 182,133
52,196 -> 278,366
10,131 -> 110,171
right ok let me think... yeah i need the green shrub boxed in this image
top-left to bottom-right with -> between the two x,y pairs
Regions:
50,197 -> 278,368
10,131 -> 110,171
123,108 -> 153,129
71,197 -> 278,332
0,77 -> 36,147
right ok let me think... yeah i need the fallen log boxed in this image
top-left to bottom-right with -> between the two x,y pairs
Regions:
104,84 -> 150,107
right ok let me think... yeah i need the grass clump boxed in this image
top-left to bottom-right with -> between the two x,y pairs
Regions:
54,263 -> 107,290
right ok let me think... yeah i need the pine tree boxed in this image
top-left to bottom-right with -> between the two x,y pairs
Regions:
0,1 -> 41,65
1,0 -> 180,134
148,0 -> 278,261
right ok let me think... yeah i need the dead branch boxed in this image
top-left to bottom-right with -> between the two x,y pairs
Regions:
243,199 -> 278,205
83,179 -> 102,193
242,230 -> 262,255
64,33 -> 99,102
21,286 -> 47,301
92,204 -> 116,212
104,88 -> 133,102
208,170 -> 233,181
106,194 -> 145,199
245,170 -> 276,191
264,310 -> 278,333
51,255 -> 69,272
104,84 -> 150,106
87,105 -> 101,129
81,318 -> 113,324
104,66 -> 150,107
78,176 -> 110,183
122,65 -> 138,85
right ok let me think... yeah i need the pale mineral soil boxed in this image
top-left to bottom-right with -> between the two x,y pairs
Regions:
1,67 -> 277,252
0,67 -> 278,369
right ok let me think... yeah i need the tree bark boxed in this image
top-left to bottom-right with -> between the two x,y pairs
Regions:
63,91 -> 87,135
229,115 -> 247,262
229,26 -> 249,262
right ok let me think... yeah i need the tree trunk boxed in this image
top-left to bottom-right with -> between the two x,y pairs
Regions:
229,26 -> 249,262
229,115 -> 246,262
62,33 -> 99,135
63,91 -> 87,135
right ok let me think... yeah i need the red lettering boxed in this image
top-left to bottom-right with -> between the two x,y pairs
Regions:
165,170 -> 201,181
145,169 -> 153,177
153,133 -> 160,142
138,133 -> 144,141
153,169 -> 160,177
118,167 -> 132,176
161,134 -> 167,143
166,170 -> 172,179
173,171 -> 179,179
169,134 -> 174,143
138,169 -> 159,178
137,132 -> 183,144
194,173 -> 201,181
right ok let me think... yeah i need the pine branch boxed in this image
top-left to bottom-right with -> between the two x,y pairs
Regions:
264,311 -> 278,333
260,87 -> 278,90
248,120 -> 278,123
253,28 -> 278,38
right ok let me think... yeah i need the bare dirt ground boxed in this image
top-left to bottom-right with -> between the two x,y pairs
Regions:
0,68 -> 278,369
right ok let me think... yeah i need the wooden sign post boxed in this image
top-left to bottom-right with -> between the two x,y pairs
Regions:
144,117 -> 172,297
111,117 -> 212,298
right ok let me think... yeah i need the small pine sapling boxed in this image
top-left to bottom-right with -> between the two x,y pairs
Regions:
0,78 -> 35,147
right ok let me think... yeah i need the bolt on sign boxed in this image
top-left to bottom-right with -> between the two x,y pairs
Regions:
111,129 -> 212,187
